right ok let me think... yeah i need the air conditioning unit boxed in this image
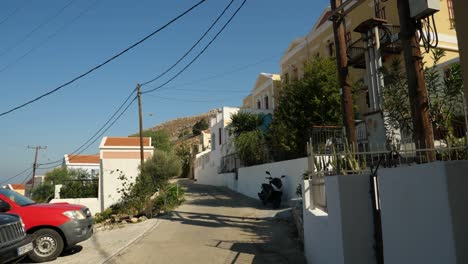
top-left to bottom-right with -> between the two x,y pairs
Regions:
409,0 -> 440,19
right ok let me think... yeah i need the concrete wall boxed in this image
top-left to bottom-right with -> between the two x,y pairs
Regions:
302,175 -> 376,264
50,198 -> 100,215
236,158 -> 307,204
100,158 -> 141,210
195,157 -> 307,205
379,161 -> 468,264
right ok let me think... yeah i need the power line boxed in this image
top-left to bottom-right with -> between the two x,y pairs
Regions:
141,0 -> 248,95
0,0 -> 76,58
166,55 -> 277,89
141,0 -> 236,86
0,0 -> 102,74
0,166 -> 33,186
145,93 -> 229,103
0,0 -> 208,118
39,92 -> 137,166
0,1 -> 25,26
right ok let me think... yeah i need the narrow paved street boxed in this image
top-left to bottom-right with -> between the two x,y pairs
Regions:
108,179 -> 306,264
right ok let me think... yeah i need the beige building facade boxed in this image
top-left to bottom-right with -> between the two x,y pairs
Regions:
242,73 -> 281,114
280,0 -> 460,146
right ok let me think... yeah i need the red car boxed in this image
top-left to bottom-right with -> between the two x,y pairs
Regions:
0,188 -> 93,262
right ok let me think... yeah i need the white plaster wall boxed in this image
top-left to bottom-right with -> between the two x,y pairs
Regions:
195,165 -> 223,186
67,164 -> 100,175
222,173 -> 237,191
100,159 -> 140,210
302,177 -> 344,264
50,198 -> 100,214
379,162 -> 457,264
237,158 -> 307,204
302,175 -> 375,264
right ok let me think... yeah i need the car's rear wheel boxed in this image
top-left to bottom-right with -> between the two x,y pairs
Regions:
28,228 -> 64,263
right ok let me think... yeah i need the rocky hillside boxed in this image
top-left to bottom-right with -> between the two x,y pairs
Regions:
147,109 -> 218,143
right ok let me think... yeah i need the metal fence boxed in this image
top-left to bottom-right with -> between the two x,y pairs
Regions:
306,138 -> 468,212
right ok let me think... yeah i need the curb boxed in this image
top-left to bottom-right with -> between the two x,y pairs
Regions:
101,218 -> 161,263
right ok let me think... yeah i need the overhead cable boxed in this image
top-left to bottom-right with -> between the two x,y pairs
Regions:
142,0 -> 248,95
0,0 -> 208,118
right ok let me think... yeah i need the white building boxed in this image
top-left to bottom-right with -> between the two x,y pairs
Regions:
63,154 -> 100,177
99,136 -> 153,210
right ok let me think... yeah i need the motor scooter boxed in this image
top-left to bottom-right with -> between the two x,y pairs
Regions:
258,171 -> 285,209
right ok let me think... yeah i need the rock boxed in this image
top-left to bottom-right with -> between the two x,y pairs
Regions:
130,217 -> 138,223
138,216 -> 148,221
121,220 -> 128,225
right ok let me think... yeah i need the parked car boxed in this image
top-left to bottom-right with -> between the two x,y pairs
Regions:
0,200 -> 34,264
0,188 -> 93,262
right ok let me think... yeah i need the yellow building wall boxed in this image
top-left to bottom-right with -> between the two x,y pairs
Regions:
280,0 -> 459,119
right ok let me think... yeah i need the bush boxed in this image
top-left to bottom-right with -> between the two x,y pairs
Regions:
152,183 -> 185,214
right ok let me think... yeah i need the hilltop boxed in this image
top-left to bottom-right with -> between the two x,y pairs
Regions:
145,109 -> 218,144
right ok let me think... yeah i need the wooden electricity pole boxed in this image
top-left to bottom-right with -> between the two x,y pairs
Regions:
397,0 -> 435,160
137,84 -> 145,169
28,145 -> 47,191
330,0 -> 357,147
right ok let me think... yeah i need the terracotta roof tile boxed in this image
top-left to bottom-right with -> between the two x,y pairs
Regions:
67,154 -> 100,164
104,137 -> 151,147
10,184 -> 25,189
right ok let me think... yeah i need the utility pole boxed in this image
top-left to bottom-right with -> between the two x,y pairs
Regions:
397,0 -> 435,160
137,84 -> 144,169
27,145 -> 47,193
330,0 -> 357,147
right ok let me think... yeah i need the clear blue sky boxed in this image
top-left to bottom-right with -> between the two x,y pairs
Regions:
0,0 -> 328,183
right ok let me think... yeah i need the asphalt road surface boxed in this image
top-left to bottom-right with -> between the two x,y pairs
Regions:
108,179 -> 306,264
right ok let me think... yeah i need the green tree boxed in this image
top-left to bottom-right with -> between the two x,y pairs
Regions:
175,143 -> 191,178
268,57 -> 342,158
32,168 -> 97,202
131,130 -> 172,152
228,112 -> 266,166
192,119 -> 209,135
380,49 -> 465,143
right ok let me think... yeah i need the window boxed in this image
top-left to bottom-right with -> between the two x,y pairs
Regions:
283,73 -> 289,84
328,41 -> 334,57
447,0 -> 455,29
292,65 -> 299,80
257,100 -> 261,109
211,133 -> 216,150
218,128 -> 222,145
264,95 -> 269,110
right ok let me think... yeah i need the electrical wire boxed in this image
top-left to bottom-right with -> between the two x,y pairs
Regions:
0,166 -> 33,186
38,96 -> 136,170
0,0 -> 76,58
0,0 -> 102,75
39,92 -> 137,166
141,0 -> 236,86
0,0 -> 208,118
418,14 -> 439,53
142,0 -> 248,95
145,93 -> 228,103
0,1 -> 24,26
162,55 -> 277,91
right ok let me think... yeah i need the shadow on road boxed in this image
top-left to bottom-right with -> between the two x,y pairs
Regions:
166,179 -> 306,264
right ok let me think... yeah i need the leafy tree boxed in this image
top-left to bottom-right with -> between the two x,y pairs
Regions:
228,112 -> 264,136
268,57 -> 342,158
131,130 -> 172,152
175,143 -> 191,178
228,112 -> 266,166
32,168 -> 97,202
380,49 -> 465,143
192,119 -> 209,135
